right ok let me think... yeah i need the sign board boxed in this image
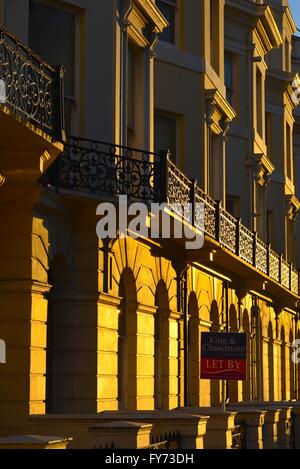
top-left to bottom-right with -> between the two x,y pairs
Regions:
200,332 -> 247,381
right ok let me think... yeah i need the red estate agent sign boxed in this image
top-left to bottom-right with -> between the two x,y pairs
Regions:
200,332 -> 247,381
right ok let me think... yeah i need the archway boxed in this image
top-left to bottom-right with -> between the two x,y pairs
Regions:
242,309 -> 251,401
46,255 -> 72,413
268,322 -> 274,401
289,329 -> 295,400
118,268 -> 138,410
154,280 -> 171,409
280,326 -> 286,401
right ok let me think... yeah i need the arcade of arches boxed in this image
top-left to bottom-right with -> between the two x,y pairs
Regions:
44,234 -> 300,413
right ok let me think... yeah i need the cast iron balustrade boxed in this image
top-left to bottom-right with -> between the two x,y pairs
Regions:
0,25 -> 64,140
43,137 -> 160,202
43,139 -> 300,296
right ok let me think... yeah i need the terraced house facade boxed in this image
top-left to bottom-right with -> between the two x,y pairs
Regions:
1,0 -> 300,449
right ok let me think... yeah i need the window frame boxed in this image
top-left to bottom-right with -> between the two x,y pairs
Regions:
224,51 -> 234,106
28,0 -> 81,135
156,0 -> 178,46
154,110 -> 179,164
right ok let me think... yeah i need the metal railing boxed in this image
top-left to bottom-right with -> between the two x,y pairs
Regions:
43,140 -> 300,296
231,424 -> 246,449
0,25 -> 64,141
43,137 -> 159,202
147,431 -> 180,449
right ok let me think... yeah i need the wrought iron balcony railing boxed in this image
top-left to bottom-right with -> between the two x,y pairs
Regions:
43,137 -> 159,202
0,25 -> 64,141
43,138 -> 300,296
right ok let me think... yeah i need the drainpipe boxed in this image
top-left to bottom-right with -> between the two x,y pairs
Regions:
247,29 -> 255,230
224,280 -> 229,407
118,1 -> 132,147
183,270 -> 189,407
175,264 -> 189,407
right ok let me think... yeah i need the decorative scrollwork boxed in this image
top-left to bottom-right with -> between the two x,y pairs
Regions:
0,26 -> 64,139
167,160 -> 191,222
269,249 -> 280,282
43,135 -> 300,296
240,225 -> 254,264
47,137 -> 158,203
256,238 -> 267,274
291,268 -> 299,295
219,208 -> 237,253
281,259 -> 290,289
195,187 -> 216,237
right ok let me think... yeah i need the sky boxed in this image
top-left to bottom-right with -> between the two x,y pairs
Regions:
290,0 -> 300,36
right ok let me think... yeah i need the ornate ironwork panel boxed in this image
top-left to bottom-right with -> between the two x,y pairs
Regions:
291,268 -> 299,295
219,208 -> 237,253
256,238 -> 267,274
269,249 -> 280,282
44,137 -> 159,202
240,225 -> 254,264
281,258 -> 290,289
167,160 -> 191,222
0,26 -> 64,140
195,187 -> 216,238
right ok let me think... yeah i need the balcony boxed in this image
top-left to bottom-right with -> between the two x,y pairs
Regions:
43,136 -> 300,301
0,25 -> 64,141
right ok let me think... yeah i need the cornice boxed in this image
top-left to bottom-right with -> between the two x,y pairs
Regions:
283,6 -> 297,36
226,1 -> 282,52
205,88 -> 236,123
134,0 -> 169,33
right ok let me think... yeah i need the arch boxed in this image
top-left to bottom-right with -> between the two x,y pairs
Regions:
210,300 -> 220,331
280,325 -> 286,401
46,255 -> 72,413
229,304 -> 238,332
242,309 -> 251,401
154,280 -> 171,410
268,322 -> 274,401
118,268 -> 138,410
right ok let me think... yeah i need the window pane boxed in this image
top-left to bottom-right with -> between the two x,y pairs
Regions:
225,54 -> 233,88
225,53 -> 233,104
155,114 -> 177,161
29,0 -> 75,97
157,1 -> 175,44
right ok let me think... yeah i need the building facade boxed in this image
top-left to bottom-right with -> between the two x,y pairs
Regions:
0,0 -> 300,449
